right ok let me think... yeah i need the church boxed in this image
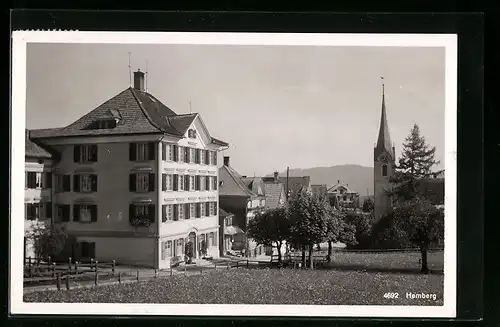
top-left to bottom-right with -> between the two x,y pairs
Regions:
373,83 -> 395,221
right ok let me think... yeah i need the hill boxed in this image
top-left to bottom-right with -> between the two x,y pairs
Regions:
270,164 -> 374,196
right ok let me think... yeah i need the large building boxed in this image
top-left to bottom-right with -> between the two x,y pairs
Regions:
24,130 -> 54,260
28,70 -> 228,269
373,84 -> 396,221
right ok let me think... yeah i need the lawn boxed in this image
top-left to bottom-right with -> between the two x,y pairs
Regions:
24,267 -> 444,306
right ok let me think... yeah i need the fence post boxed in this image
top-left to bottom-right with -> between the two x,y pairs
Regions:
112,260 -> 116,277
52,263 -> 56,278
200,267 -> 202,275
227,262 -> 230,270
95,260 -> 99,273
90,258 -> 94,271
247,260 -> 249,268
28,256 -> 32,267
118,272 -> 122,284
136,269 -> 139,282
75,261 -> 79,274
184,266 -> 187,275
170,268 -> 173,276
56,273 -> 61,290
68,257 -> 72,268
48,256 -> 52,267
95,270 -> 99,286
66,275 -> 70,290
236,261 -> 239,268
154,269 -> 158,278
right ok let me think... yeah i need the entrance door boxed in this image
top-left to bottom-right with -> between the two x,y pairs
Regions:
188,232 -> 197,259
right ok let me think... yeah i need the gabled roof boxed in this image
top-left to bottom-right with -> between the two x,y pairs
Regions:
263,183 -> 285,209
279,176 -> 311,194
327,182 -> 358,194
219,164 -> 259,197
374,84 -> 395,160
211,137 -> 229,146
219,208 -> 234,218
25,130 -> 52,158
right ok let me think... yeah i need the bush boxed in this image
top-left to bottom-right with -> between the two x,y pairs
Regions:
370,213 -> 412,249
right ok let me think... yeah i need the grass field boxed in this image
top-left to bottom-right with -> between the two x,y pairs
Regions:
24,251 -> 444,306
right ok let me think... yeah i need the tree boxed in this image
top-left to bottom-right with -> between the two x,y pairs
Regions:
392,197 -> 444,273
362,198 -> 374,213
345,212 -> 373,249
325,208 -> 357,262
288,190 -> 329,269
247,206 -> 290,266
25,223 -> 68,260
390,124 -> 440,202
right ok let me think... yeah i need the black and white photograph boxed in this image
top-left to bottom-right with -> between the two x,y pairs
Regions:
10,31 -> 457,318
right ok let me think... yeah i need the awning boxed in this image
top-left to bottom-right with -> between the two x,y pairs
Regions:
224,226 -> 244,235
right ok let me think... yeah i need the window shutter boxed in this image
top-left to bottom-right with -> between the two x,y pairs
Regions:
62,205 -> 70,221
173,145 -> 178,162
26,204 -> 32,220
148,142 -> 156,160
161,143 -> 166,161
63,175 -> 71,192
91,205 -> 98,222
129,174 -> 136,192
90,144 -> 98,162
73,145 -> 80,163
173,204 -> 178,221
205,176 -> 209,191
205,203 -> 210,216
184,176 -> 189,191
129,143 -> 137,161
162,174 -> 166,191
91,174 -> 98,192
129,204 -> 135,222
149,173 -> 155,192
73,175 -> 80,192
214,176 -> 218,190
73,205 -> 80,222
185,203 -> 190,219
205,150 -> 209,164
46,202 -> 52,218
173,174 -> 178,191
162,205 -> 167,222
46,172 -> 52,188
184,147 -> 189,162
195,176 -> 199,191
148,204 -> 155,222
214,151 -> 218,165
195,149 -> 200,164
197,203 -> 201,218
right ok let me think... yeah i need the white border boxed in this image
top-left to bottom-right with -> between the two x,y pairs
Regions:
10,31 -> 457,318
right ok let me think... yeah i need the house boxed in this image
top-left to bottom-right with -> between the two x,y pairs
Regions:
28,69 -> 228,269
218,156 -> 266,257
261,172 -> 286,210
218,208 -> 243,256
24,129 -> 55,261
327,180 -> 360,209
277,176 -> 312,199
311,184 -> 328,199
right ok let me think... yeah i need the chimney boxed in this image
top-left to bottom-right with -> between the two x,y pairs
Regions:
133,69 -> 145,91
273,171 -> 279,182
223,156 -> 230,167
337,180 -> 340,184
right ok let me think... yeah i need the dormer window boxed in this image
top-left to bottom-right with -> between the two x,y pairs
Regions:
90,109 -> 122,130
96,119 -> 117,129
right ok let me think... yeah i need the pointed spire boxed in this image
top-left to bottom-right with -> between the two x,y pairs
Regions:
375,77 -> 394,159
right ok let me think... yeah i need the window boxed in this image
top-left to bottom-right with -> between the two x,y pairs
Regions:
205,202 -> 210,217
56,204 -> 71,222
162,174 -> 174,192
190,203 -> 195,219
178,175 -> 185,191
129,142 -> 155,161
195,175 -> 201,191
343,195 -> 347,201
73,204 -> 97,223
162,241 -> 173,260
225,217 -> 232,226
178,203 -> 184,220
382,164 -> 388,177
200,150 -> 205,165
55,175 -> 71,193
190,148 -> 196,164
200,175 -> 205,190
162,204 -> 173,222
208,232 -> 214,247
129,173 -> 155,192
26,172 -> 37,189
73,174 -> 98,193
129,204 -> 155,222
189,175 -> 195,191
208,202 -> 214,216
25,203 -> 45,220
74,144 -> 98,163
200,202 -> 205,217
195,149 -> 201,164
166,241 -> 173,257
176,239 -> 184,256
166,144 -> 174,161
95,119 -> 116,129
178,147 -> 185,163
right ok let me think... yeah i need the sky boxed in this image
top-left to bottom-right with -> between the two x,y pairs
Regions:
26,43 -> 445,177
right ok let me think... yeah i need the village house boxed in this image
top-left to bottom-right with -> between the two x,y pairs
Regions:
260,172 -> 286,210
327,180 -> 360,210
311,184 -> 328,199
28,70 -> 228,269
218,208 -> 242,256
218,156 -> 266,257
24,130 -> 55,260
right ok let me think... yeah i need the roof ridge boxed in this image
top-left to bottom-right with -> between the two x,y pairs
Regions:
129,87 -> 164,132
223,165 -> 258,197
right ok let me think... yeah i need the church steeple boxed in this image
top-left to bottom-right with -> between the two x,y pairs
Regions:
374,80 -> 394,160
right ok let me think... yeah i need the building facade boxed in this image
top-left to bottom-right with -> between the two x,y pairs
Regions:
327,181 -> 360,210
374,84 -> 396,221
28,70 -> 228,269
24,130 -> 54,261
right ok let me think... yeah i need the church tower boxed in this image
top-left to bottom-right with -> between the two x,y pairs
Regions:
374,82 -> 396,221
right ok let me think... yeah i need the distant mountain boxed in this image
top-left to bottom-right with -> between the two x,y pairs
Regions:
269,164 -> 374,196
